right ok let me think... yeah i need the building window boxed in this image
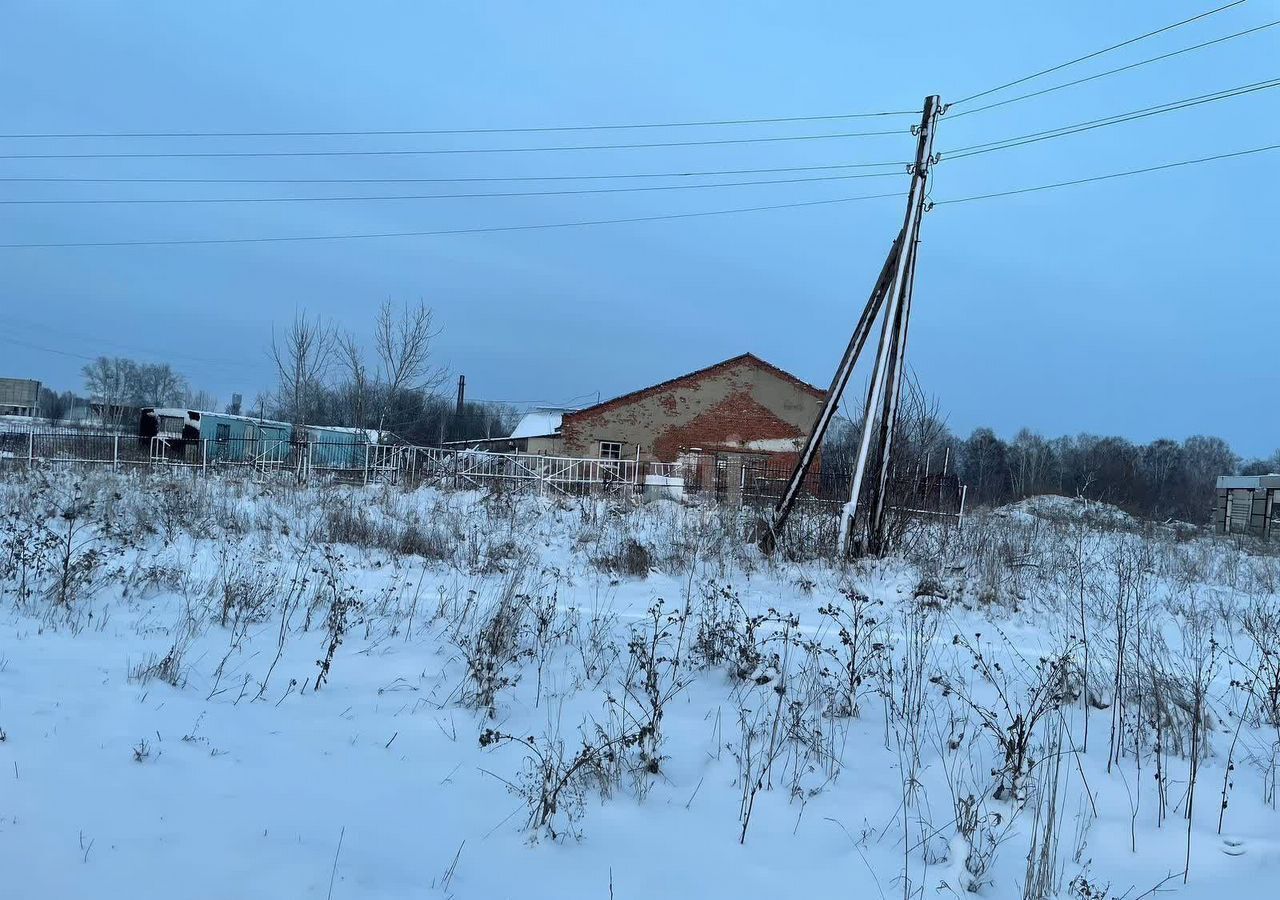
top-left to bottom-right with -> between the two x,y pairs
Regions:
215,423 -> 230,443
599,441 -> 622,460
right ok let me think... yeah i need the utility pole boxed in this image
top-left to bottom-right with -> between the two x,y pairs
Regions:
452,374 -> 465,442
866,215 -> 923,554
766,233 -> 903,547
765,94 -> 942,556
840,94 -> 941,556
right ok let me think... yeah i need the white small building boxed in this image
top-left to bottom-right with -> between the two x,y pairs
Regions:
445,407 -> 569,455
1215,474 -> 1279,540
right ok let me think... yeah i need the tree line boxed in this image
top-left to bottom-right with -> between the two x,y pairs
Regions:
825,376 -> 1276,524
47,301 -> 513,446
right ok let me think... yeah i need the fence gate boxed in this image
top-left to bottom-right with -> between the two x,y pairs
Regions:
367,444 -> 405,484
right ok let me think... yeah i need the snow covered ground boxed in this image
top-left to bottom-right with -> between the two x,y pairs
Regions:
1,470 -> 1279,899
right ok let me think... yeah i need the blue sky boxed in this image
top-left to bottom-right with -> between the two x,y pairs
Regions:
1,1 -> 1276,456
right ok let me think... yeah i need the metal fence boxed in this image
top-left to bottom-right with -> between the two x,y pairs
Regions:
0,432 -> 368,481
0,431 -> 966,523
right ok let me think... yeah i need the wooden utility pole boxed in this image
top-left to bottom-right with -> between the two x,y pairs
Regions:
841,94 -> 941,556
766,232 -> 903,547
765,94 -> 941,556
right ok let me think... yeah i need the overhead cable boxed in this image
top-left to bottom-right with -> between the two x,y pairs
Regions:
951,0 -> 1249,106
0,161 -> 909,185
932,143 -> 1280,205
0,190 -> 906,250
0,109 -> 919,140
0,129 -> 911,161
946,18 -> 1280,120
0,170 -> 907,205
942,77 -> 1280,160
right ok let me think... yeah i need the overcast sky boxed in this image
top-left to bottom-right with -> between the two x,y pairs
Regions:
1,1 -> 1276,456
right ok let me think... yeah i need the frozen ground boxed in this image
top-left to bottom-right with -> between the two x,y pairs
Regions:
1,470 -> 1279,899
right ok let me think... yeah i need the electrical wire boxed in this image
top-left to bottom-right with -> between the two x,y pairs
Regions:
0,311 -> 275,378
0,109 -> 919,140
0,190 -> 906,250
0,334 -> 97,361
0,170 -> 908,205
931,142 -> 1280,205
951,0 -> 1249,106
0,161 -> 907,185
941,76 -> 1280,160
946,18 -> 1280,121
0,128 -> 911,161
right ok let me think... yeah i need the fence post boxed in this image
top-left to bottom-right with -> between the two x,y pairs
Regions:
201,439 -> 208,476
113,435 -> 119,472
307,440 -> 314,484
27,431 -> 34,468
363,443 -> 370,486
452,449 -> 459,490
958,484 -> 968,528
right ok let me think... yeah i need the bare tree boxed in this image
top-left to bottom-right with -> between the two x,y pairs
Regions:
270,310 -> 336,425
896,371 -> 950,471
183,388 -> 219,411
372,300 -> 446,439
39,387 -> 73,423
133,363 -> 188,408
1009,429 -> 1055,498
338,332 -> 371,429
81,356 -> 136,427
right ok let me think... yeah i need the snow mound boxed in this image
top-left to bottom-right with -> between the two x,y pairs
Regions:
995,494 -> 1137,528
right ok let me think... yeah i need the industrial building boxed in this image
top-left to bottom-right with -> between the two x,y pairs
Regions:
0,378 -> 40,417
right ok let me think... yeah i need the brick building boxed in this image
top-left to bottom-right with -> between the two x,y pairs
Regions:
556,353 -> 823,467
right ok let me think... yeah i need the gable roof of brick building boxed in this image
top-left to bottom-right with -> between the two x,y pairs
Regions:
563,353 -> 824,423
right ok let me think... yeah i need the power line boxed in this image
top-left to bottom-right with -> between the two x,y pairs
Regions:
0,170 -> 907,206
951,0 -> 1249,106
0,333 -> 267,396
931,143 -> 1280,205
0,333 -> 97,361
0,163 -> 909,185
0,109 -> 919,140
942,76 -> 1280,160
0,128 -> 911,161
0,311 -> 274,377
946,18 -> 1280,121
0,161 -> 907,185
0,190 -> 906,250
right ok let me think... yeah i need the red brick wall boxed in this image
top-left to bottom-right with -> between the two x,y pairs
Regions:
558,357 -> 823,466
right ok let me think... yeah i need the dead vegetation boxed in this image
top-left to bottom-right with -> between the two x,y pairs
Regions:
0,465 -> 1278,896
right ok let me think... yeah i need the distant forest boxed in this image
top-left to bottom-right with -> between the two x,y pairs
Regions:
824,379 -> 1277,525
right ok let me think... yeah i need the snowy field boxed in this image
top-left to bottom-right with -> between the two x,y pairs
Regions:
1,470 -> 1279,899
